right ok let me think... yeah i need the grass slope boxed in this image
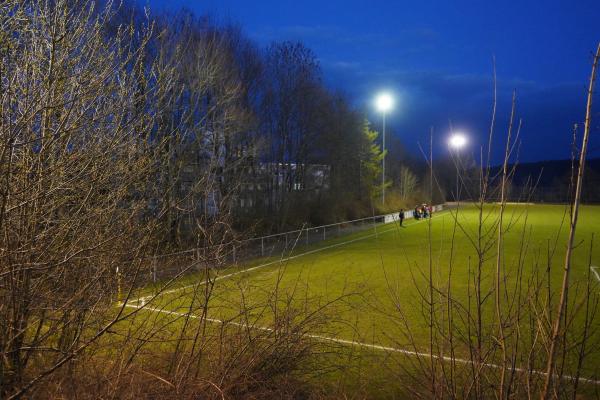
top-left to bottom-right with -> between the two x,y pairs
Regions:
124,204 -> 600,392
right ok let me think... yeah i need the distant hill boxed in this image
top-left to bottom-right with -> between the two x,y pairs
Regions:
486,157 -> 600,203
506,158 -> 600,187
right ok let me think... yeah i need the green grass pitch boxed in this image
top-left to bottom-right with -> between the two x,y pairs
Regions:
126,203 -> 600,385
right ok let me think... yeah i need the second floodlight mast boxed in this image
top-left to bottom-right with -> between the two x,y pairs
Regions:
448,132 -> 468,202
375,93 -> 394,205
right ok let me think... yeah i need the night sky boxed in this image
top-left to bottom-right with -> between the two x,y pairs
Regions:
148,0 -> 600,164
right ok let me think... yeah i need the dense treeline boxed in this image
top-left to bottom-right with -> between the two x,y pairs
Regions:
0,0 -> 416,396
127,4 -> 425,233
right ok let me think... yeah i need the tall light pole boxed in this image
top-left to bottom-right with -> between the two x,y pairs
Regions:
448,132 -> 468,202
375,93 -> 394,205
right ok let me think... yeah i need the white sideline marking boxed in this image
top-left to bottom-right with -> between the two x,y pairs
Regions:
124,303 -> 600,386
134,214 -> 441,304
591,266 -> 600,282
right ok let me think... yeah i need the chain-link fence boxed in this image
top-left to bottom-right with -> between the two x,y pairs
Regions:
132,204 -> 446,285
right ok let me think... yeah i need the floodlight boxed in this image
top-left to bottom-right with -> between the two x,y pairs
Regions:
375,93 -> 394,113
449,133 -> 467,149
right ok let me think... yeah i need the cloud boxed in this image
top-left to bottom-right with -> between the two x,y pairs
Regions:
323,60 -> 362,71
250,25 -> 344,43
250,24 -> 439,48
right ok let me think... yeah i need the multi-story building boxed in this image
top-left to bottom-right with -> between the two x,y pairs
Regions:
236,161 -> 330,212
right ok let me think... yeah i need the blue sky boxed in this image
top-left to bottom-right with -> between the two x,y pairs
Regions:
147,0 -> 600,163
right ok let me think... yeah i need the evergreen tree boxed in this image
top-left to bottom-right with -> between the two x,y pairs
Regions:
359,120 -> 388,200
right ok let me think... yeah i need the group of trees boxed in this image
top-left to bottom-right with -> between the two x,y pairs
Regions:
136,5 -> 400,234
136,4 -> 432,234
215,26 -> 396,229
0,0 -> 412,396
235,39 -> 390,229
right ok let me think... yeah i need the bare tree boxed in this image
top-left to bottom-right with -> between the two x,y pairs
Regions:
541,42 -> 600,400
398,165 -> 419,201
0,0 -> 163,396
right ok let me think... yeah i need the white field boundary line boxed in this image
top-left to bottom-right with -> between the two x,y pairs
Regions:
134,213 -> 444,304
591,266 -> 600,282
123,303 -> 600,386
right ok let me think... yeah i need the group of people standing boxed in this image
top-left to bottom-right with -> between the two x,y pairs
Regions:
398,204 -> 432,226
413,204 -> 432,220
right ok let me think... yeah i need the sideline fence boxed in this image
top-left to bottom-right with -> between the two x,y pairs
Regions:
136,204 -> 446,284
239,204 -> 445,260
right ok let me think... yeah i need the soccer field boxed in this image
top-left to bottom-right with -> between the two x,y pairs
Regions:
126,203 -> 600,389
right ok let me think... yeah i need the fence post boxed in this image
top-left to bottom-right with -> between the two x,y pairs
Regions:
261,237 -> 264,256
152,257 -> 157,283
116,266 -> 121,301
306,228 -> 309,245
197,247 -> 202,272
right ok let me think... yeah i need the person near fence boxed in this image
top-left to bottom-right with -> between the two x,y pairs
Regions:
421,203 -> 429,218
399,209 -> 405,226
